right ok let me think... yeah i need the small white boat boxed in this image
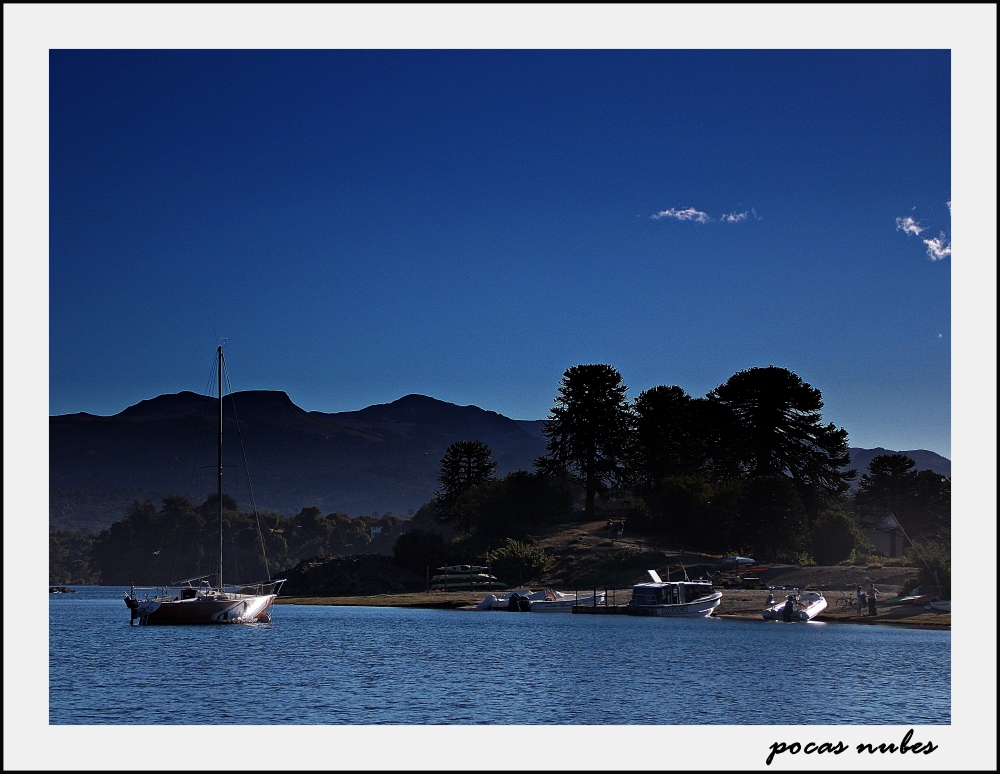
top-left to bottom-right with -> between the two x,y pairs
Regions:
626,571 -> 722,617
763,590 -> 827,621
476,588 -> 605,612
925,599 -> 951,613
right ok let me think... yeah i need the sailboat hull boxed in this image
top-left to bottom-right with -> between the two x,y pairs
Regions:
130,593 -> 277,625
125,347 -> 283,626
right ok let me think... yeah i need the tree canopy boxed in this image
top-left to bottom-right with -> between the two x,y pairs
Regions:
709,366 -> 855,507
540,363 -> 633,520
433,440 -> 498,532
632,385 -> 696,486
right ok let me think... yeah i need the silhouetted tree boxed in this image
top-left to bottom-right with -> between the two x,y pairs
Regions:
433,440 -> 498,532
469,470 -> 573,539
709,366 -> 855,511
853,454 -> 950,542
632,385 -> 696,487
733,475 -> 808,561
540,364 -> 633,520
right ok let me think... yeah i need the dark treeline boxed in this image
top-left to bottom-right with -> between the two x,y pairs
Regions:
395,364 -> 950,583
50,363 -> 950,589
52,494 -> 408,585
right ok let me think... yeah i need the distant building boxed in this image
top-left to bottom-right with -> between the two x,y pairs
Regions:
863,514 -> 911,559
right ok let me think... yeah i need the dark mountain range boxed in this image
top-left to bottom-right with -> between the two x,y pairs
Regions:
50,391 -> 951,534
846,447 -> 951,485
50,392 -> 547,533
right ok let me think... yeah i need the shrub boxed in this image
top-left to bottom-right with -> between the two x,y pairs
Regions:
807,507 -> 866,564
481,538 -> 556,585
907,540 -> 950,597
776,550 -> 816,566
900,576 -> 921,595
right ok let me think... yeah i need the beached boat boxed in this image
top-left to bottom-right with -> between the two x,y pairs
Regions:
626,570 -> 722,617
476,588 -> 605,612
430,565 -> 506,591
716,556 -> 756,570
926,599 -> 951,613
762,590 -> 827,621
123,345 -> 284,625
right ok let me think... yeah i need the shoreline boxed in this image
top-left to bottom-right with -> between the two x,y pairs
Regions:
276,589 -> 949,630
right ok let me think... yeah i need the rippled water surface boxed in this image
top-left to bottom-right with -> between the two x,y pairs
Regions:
50,587 -> 950,724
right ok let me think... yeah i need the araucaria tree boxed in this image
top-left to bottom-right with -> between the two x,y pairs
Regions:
540,364 -> 633,520
853,454 -> 950,543
709,366 -> 855,512
433,440 -> 498,532
632,385 -> 697,486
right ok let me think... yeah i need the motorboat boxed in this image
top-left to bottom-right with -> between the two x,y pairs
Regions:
626,570 -> 722,617
763,589 -> 827,621
925,599 -> 950,613
476,588 -> 605,612
123,345 -> 284,625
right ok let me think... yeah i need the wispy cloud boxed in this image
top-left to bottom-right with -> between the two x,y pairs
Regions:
720,208 -> 759,223
895,216 -> 925,236
653,207 -> 710,223
896,204 -> 951,260
923,232 -> 951,261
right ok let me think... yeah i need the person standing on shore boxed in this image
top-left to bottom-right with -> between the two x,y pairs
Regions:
856,585 -> 865,616
867,583 -> 880,616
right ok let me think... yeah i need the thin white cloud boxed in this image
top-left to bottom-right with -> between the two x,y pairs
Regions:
946,200 -> 951,214
720,208 -> 760,223
652,207 -> 711,223
923,231 -> 951,261
895,216 -> 925,236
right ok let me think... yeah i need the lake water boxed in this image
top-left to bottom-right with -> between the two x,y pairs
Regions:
50,586 -> 950,725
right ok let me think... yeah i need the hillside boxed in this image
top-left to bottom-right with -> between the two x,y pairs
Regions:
50,392 -> 545,532
847,447 -> 950,484
275,512 -> 927,605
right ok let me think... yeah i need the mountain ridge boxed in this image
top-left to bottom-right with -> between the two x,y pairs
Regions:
50,391 -> 950,533
50,391 -> 548,532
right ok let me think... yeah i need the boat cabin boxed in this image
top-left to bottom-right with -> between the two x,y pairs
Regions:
630,581 -> 715,606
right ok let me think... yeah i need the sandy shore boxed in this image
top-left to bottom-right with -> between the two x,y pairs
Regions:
277,587 -> 949,629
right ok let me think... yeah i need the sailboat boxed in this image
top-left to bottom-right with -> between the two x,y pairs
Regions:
124,345 -> 285,625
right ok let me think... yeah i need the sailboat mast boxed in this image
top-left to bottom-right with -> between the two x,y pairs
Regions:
218,344 -> 224,592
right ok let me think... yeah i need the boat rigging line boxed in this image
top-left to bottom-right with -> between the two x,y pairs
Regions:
221,350 -> 272,582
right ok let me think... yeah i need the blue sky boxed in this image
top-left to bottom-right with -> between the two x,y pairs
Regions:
49,49 -> 953,455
